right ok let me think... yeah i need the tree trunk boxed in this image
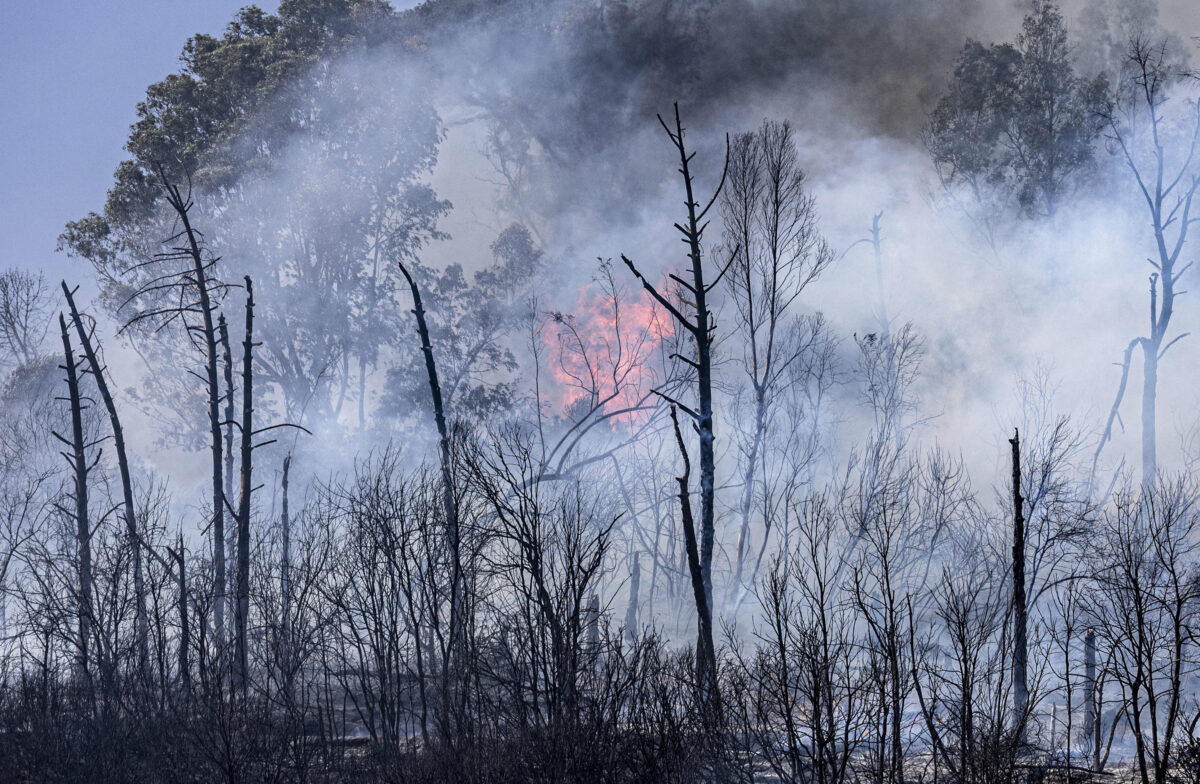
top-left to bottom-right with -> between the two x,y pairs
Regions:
733,391 -> 765,589
234,277 -> 255,693
219,315 -> 236,650
280,452 -> 292,698
62,283 -> 148,672
624,552 -> 640,644
158,173 -> 226,669
58,314 -> 91,689
1141,335 -> 1158,487
889,627 -> 904,784
619,105 -> 728,714
670,406 -> 718,704
396,259 -> 464,745
170,533 -> 191,694
1010,428 -> 1028,739
1084,627 -> 1098,770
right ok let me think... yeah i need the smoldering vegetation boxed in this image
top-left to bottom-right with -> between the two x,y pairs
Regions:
3,0 -> 1200,781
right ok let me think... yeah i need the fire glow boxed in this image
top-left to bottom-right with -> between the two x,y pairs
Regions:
545,278 -> 673,427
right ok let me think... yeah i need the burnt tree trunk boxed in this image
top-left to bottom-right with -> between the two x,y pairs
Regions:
1085,626 -> 1099,771
396,259 -> 464,745
56,314 -> 91,688
1010,428 -> 1028,738
62,283 -> 148,672
670,406 -> 718,704
234,277 -> 255,693
280,452 -> 292,699
620,105 -> 730,702
219,314 -> 236,644
168,533 -> 191,694
156,169 -> 226,666
625,552 -> 640,644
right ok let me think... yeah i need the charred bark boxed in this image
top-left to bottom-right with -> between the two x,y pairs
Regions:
62,282 -> 148,672
155,167 -> 226,665
621,103 -> 730,645
234,276 -> 255,693
670,406 -> 718,706
1010,428 -> 1029,738
219,314 -> 236,645
396,259 -> 465,745
279,452 -> 292,698
56,313 -> 92,688
167,532 -> 191,694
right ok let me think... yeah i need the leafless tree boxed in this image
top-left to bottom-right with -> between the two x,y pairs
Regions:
1085,478 -> 1200,784
0,270 -> 51,373
52,314 -> 94,691
621,104 -> 732,703
1096,37 -> 1200,487
61,283 -> 149,673
720,119 -> 833,603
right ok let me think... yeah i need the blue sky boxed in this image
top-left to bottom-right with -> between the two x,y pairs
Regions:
0,2 -> 282,281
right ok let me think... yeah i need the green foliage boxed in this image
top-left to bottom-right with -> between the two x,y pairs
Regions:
59,0 -> 449,444
926,1 -> 1110,229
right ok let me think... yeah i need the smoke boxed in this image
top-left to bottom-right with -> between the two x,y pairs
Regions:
398,0 -> 1199,488
42,0 -> 1200,633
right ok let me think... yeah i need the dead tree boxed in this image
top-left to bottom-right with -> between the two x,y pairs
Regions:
625,552 -> 640,643
720,119 -> 832,600
1098,38 -> 1200,487
219,314 -> 236,640
1084,626 -> 1100,770
127,165 -> 228,662
670,406 -> 717,705
1011,429 -> 1029,738
234,277 -> 255,692
396,259 -> 465,745
61,282 -> 148,672
279,452 -> 292,697
166,531 -> 191,694
53,314 -> 92,686
621,103 -> 731,642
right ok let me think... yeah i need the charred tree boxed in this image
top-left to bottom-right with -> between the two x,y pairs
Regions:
396,259 -> 465,745
621,104 -> 731,621
167,532 -> 191,695
219,314 -> 236,642
1084,626 -> 1099,771
1100,39 -> 1200,487
279,452 -> 292,698
54,314 -> 92,688
670,406 -> 718,706
625,552 -> 640,644
62,282 -> 148,672
1010,428 -> 1029,738
234,276 -> 255,693
150,166 -> 228,662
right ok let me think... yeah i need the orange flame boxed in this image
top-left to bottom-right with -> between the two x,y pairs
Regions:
544,281 -> 673,428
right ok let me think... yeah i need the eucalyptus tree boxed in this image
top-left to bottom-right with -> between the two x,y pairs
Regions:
926,1 -> 1108,244
60,1 -> 447,437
